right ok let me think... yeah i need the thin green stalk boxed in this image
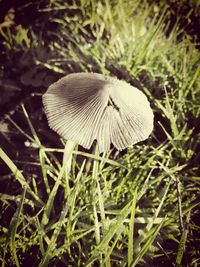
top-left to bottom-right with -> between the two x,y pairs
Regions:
92,147 -> 101,246
176,211 -> 191,265
8,187 -> 26,267
128,190 -> 138,267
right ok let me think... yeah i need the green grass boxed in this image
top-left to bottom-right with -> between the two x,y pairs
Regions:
0,0 -> 200,266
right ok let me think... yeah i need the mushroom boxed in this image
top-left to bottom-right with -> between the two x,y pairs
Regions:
43,72 -> 153,153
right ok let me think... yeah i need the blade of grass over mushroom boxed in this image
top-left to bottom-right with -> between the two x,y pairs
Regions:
42,148 -> 125,168
72,151 -> 126,168
0,148 -> 43,206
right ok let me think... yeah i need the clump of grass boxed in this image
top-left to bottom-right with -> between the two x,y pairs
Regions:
0,1 -> 200,266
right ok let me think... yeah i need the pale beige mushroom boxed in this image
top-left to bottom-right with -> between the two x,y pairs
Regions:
43,73 -> 154,153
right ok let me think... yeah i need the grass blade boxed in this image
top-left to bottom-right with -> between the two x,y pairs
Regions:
87,201 -> 132,265
128,190 -> 138,267
176,211 -> 191,265
7,188 -> 26,267
39,203 -> 69,267
0,148 -> 43,206
131,218 -> 165,266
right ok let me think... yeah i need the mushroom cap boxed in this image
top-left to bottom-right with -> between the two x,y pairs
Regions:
43,72 -> 154,153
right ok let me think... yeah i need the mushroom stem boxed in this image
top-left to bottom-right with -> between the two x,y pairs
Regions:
92,146 -> 101,245
62,140 -> 76,197
62,140 -> 76,174
92,145 -> 106,249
